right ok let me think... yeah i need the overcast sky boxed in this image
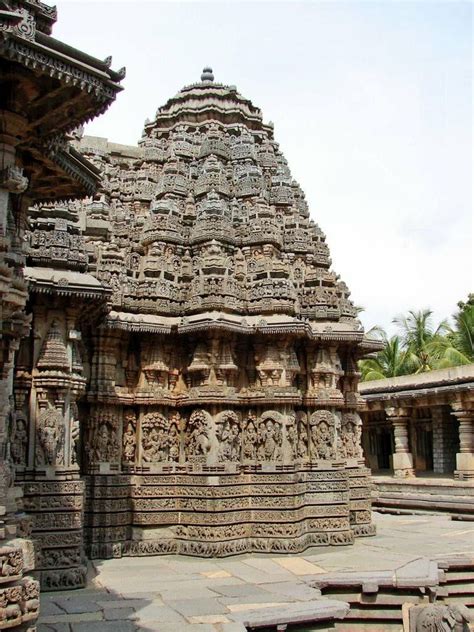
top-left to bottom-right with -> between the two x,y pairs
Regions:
54,0 -> 472,335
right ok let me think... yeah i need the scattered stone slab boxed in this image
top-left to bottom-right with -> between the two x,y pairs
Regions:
230,598 -> 349,628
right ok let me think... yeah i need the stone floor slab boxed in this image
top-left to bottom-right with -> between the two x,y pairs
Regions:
38,625 -> 71,632
167,597 -> 229,617
134,604 -> 187,624
258,581 -> 322,601
209,583 -> 271,598
71,622 -> 137,632
39,612 -> 103,624
37,513 -> 474,632
188,614 -> 231,624
273,557 -> 327,576
52,596 -> 103,614
104,607 -> 137,620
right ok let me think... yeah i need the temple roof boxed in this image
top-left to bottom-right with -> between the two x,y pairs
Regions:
144,67 -> 268,134
70,68 -> 376,350
0,0 -> 124,200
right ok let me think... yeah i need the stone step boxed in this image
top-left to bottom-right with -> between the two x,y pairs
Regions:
373,494 -> 474,515
374,483 -> 474,497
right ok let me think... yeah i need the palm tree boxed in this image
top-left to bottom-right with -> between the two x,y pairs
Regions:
359,332 -> 417,381
432,297 -> 474,367
452,295 -> 474,362
393,309 -> 449,373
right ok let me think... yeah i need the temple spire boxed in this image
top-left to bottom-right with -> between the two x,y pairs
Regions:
201,66 -> 214,82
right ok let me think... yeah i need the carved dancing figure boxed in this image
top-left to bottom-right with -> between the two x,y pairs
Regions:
243,421 -> 257,460
122,424 -> 136,462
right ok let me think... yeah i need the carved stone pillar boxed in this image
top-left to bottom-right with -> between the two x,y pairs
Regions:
385,407 -> 415,477
451,402 -> 474,479
431,407 -> 446,474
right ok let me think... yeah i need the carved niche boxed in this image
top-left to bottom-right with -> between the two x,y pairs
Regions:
141,411 -> 174,463
122,409 -> 137,464
85,408 -> 120,465
309,410 -> 337,461
256,412 -> 284,463
185,409 -> 215,464
35,408 -> 65,467
340,412 -> 363,459
216,410 -> 241,463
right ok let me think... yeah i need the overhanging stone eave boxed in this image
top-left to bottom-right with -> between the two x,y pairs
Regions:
360,364 -> 474,397
104,309 -> 365,341
35,31 -> 125,83
355,337 -> 385,357
360,381 -> 474,410
150,107 -> 264,131
0,33 -> 123,138
1,29 -> 124,92
22,143 -> 100,202
24,266 -> 111,300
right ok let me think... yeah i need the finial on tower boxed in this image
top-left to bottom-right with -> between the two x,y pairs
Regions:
201,67 -> 214,82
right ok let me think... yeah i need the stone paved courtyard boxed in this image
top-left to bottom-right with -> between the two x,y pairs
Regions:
38,512 -> 474,632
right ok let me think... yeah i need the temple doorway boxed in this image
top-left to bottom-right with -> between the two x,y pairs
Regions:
413,419 -> 434,472
376,428 -> 393,470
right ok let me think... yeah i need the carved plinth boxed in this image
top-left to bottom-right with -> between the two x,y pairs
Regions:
84,466 -> 372,558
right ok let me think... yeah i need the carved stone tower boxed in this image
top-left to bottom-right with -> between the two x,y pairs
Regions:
21,69 -> 378,574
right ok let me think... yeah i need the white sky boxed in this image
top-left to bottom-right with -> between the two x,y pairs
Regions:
54,0 -> 473,335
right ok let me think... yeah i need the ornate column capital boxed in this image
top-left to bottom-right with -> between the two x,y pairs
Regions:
385,406 -> 411,420
450,401 -> 474,421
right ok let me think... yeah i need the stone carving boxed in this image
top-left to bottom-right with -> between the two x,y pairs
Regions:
37,320 -> 69,372
86,409 -> 120,464
216,411 -> 241,462
36,408 -> 65,466
296,412 -> 309,461
70,403 -> 80,466
141,412 -> 170,462
0,548 -> 23,580
185,410 -> 214,463
256,413 -> 284,462
340,412 -> 363,459
10,415 -> 28,466
408,603 -> 473,632
10,66 -> 377,580
243,417 -> 258,461
310,410 -> 336,460
122,410 -> 137,463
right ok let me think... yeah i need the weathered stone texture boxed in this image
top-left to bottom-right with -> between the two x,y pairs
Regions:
13,67 -> 378,588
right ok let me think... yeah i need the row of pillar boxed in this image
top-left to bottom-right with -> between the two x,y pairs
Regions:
385,403 -> 474,479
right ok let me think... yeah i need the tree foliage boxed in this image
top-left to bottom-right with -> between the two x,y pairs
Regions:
359,296 -> 474,381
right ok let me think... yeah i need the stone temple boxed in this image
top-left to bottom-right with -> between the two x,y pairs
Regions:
15,67 -> 380,590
